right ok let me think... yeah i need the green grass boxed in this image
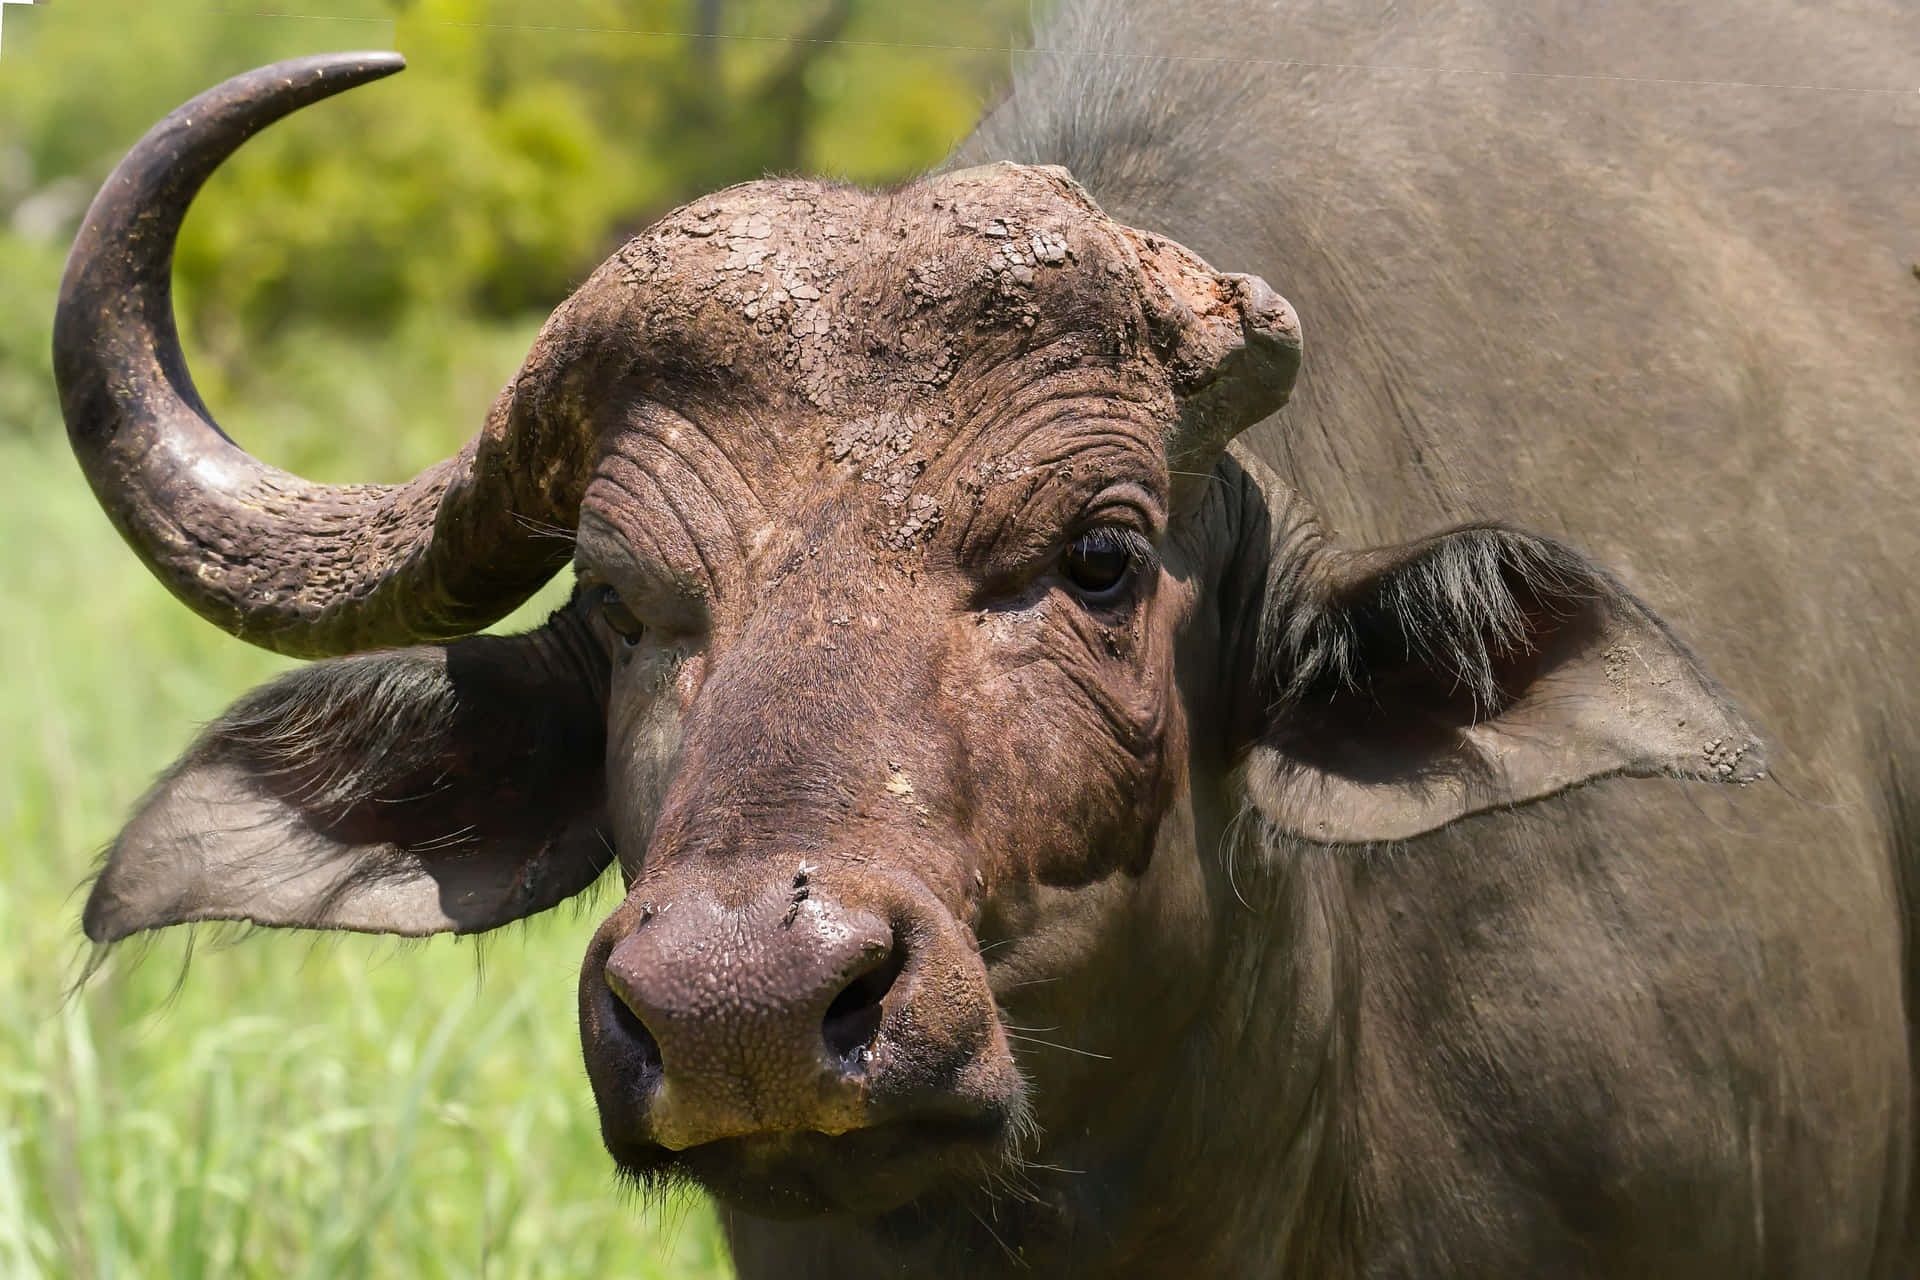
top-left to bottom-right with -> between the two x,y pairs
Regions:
0,318 -> 736,1278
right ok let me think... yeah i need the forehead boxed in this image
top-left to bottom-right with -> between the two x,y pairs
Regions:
601,163 -> 1178,448
575,164 -> 1184,593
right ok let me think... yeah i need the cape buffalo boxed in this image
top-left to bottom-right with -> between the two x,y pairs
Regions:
57,1 -> 1920,1274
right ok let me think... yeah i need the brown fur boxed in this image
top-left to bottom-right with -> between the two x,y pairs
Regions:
66,0 -> 1920,1275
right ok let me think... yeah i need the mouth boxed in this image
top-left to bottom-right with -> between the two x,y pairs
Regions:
607,1106 -> 1021,1217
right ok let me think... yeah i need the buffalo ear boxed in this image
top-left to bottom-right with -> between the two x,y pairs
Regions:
1245,525 -> 1765,844
83,602 -> 612,942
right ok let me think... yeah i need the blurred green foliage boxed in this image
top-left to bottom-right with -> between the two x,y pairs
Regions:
0,2 -> 1027,1274
0,0 -> 1024,348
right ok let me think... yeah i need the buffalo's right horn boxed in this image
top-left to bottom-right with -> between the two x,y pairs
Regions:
55,53 -> 608,657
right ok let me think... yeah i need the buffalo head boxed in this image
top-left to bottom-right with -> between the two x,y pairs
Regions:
61,55 -> 1763,1219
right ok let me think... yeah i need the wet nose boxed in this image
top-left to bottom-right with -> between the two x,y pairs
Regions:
601,888 -> 904,1147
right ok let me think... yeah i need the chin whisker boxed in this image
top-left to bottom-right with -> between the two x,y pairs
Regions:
966,1203 -> 1029,1270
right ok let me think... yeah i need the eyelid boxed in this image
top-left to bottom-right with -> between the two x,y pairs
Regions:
1078,484 -> 1165,537
573,548 -> 711,640
588,582 -> 647,642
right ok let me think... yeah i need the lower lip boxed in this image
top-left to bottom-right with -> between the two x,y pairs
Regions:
618,1111 -> 1011,1217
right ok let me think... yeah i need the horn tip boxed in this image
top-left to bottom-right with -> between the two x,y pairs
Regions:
307,49 -> 408,84
1227,273 -> 1302,353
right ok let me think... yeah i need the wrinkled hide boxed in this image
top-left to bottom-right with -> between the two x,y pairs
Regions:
61,0 -> 1920,1277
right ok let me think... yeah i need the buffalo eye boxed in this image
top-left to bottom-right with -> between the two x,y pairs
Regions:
1061,528 -> 1148,603
590,583 -> 646,646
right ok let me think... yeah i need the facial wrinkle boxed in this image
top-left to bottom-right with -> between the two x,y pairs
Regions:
588,459 -> 712,605
952,444 -> 1162,583
1052,609 -> 1170,758
927,363 -> 1165,492
637,404 -> 775,565
631,421 -> 759,599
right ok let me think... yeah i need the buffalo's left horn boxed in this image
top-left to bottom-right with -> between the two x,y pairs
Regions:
55,53 -> 608,657
1120,229 -> 1302,508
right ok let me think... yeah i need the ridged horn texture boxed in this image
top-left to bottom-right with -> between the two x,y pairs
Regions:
55,53 -> 603,658
1113,224 -> 1301,509
1166,271 -> 1301,473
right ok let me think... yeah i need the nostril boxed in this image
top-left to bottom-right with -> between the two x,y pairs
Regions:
605,975 -> 664,1073
822,940 -> 906,1064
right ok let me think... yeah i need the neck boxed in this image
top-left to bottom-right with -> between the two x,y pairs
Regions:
1195,829 -> 1363,1277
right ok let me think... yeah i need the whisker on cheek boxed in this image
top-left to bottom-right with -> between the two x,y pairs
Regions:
1004,1032 -> 1113,1061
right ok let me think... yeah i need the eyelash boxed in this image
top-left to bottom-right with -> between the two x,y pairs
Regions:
1075,526 -> 1157,567
1059,525 -> 1158,602
587,582 -> 646,646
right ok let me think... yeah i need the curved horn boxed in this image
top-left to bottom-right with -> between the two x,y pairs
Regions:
55,54 -> 598,657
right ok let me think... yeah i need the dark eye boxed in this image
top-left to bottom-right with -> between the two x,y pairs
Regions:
1061,528 -> 1146,601
590,583 -> 646,646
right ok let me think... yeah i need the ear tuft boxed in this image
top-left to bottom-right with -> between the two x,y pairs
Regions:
1247,523 -> 1765,844
1266,525 -> 1600,720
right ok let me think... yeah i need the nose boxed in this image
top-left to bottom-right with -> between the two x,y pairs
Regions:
600,887 -> 905,1148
